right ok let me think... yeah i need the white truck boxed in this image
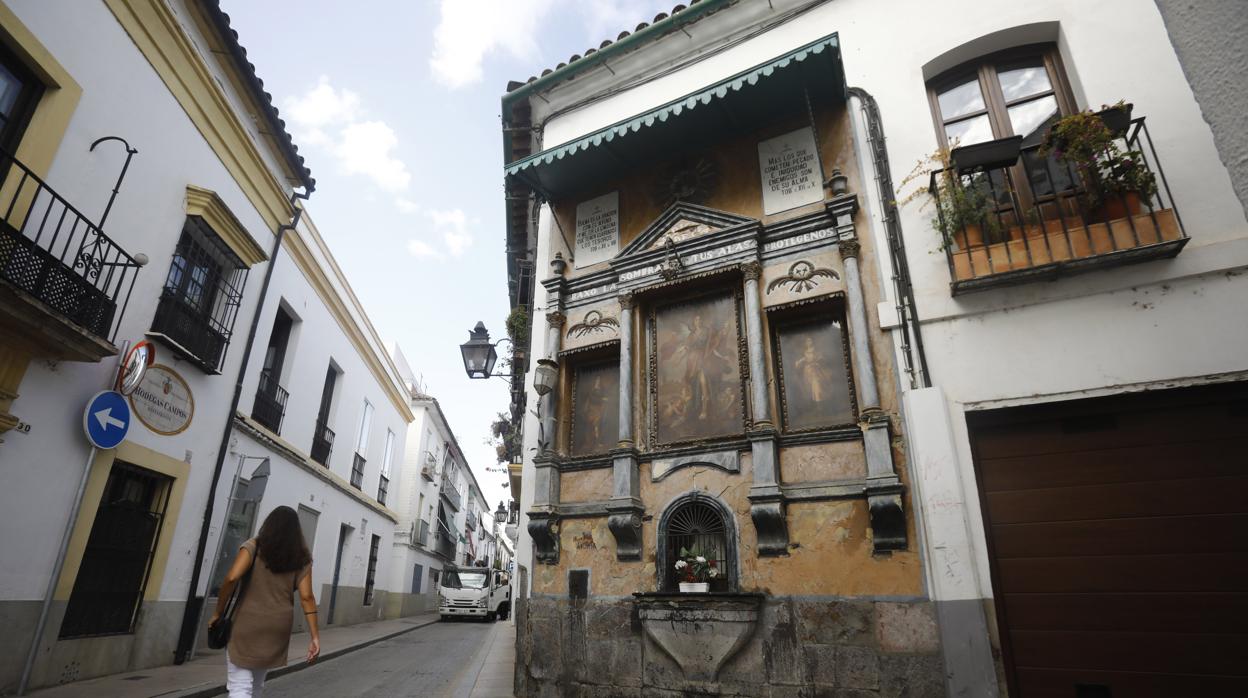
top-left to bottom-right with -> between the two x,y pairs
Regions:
438,566 -> 511,622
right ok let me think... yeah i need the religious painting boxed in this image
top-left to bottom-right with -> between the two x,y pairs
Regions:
571,360 -> 620,456
775,317 -> 856,431
652,293 -> 744,444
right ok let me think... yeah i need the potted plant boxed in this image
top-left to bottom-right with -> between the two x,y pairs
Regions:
1096,100 -> 1134,138
951,135 -> 1023,174
1040,105 -> 1156,219
898,146 -> 1004,251
674,546 -> 719,592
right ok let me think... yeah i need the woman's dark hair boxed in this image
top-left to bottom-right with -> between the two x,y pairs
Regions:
255,505 -> 312,573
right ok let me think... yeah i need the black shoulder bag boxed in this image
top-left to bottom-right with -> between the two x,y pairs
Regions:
207,546 -> 256,649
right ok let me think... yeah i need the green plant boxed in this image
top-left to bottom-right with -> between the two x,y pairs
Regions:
897,146 -> 1002,250
505,306 -> 529,349
488,411 -> 523,464
1039,105 -> 1156,209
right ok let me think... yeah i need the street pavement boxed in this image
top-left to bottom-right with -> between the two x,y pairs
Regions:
262,617 -> 508,697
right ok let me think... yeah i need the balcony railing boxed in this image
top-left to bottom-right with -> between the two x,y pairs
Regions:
250,369 -> 288,434
416,519 -> 430,547
0,148 -> 140,341
440,476 -> 462,511
434,526 -> 456,560
931,116 -> 1186,294
465,509 -> 477,531
350,453 -> 366,489
311,420 -> 334,466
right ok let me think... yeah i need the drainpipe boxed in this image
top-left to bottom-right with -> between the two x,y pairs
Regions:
173,190 -> 310,664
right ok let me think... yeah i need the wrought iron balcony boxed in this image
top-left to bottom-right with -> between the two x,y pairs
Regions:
930,116 -> 1187,294
250,369 -> 288,434
350,452 -> 366,489
440,475 -> 462,511
311,420 -> 334,466
0,148 -> 140,341
434,526 -> 457,560
149,292 -> 229,372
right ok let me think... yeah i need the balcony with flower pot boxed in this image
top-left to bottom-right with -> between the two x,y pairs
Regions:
922,111 -> 1187,294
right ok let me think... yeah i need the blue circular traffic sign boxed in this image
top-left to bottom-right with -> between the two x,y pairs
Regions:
83,390 -> 130,449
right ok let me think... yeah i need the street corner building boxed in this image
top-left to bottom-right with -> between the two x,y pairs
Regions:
0,0 -> 456,692
499,1 -> 1248,697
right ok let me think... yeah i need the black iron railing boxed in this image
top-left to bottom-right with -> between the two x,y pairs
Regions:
311,420 -> 334,466
931,116 -> 1187,293
0,148 -> 140,341
251,369 -> 288,434
350,452 -> 366,489
440,475 -> 462,511
434,526 -> 457,560
377,474 -> 389,505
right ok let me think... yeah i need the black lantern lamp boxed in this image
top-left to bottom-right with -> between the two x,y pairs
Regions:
494,501 -> 508,523
533,358 -> 559,396
460,321 -> 499,379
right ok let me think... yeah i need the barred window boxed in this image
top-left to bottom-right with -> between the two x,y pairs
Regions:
150,216 -> 247,372
658,495 -> 736,592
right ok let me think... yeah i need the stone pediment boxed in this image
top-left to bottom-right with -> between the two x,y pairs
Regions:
617,201 -> 757,259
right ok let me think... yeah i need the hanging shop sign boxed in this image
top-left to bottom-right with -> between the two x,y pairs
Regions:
574,190 -> 619,268
129,363 -> 194,435
758,127 -> 824,215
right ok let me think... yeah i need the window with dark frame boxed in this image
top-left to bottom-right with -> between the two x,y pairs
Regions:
0,41 -> 44,157
150,217 -> 248,372
60,462 -> 172,638
771,301 -> 857,433
363,534 -> 380,605
311,364 -> 338,466
927,44 -> 1080,213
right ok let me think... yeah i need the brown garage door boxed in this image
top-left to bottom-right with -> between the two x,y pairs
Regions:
968,383 -> 1248,697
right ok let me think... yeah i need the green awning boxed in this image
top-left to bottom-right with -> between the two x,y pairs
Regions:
504,33 -> 844,198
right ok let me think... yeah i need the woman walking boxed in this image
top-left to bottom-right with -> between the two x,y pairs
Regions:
210,505 -> 321,697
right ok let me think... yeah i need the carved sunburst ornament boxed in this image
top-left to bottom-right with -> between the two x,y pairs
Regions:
766,260 -> 840,294
567,310 -> 620,339
653,157 -> 718,209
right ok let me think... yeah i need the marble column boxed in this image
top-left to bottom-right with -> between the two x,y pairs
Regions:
742,261 -> 789,556
607,293 -> 644,560
838,235 -> 906,552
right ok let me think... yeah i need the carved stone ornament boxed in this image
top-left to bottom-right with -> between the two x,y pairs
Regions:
838,238 -> 861,259
867,490 -> 907,553
748,498 -> 789,556
660,238 -> 684,280
652,156 -> 719,210
634,593 -> 763,682
765,260 -> 840,294
567,310 -> 620,339
545,310 -> 567,328
607,508 -> 644,561
739,260 -> 762,280
617,292 -> 635,310
527,513 -> 560,564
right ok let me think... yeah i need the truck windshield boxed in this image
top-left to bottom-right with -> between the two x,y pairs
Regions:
442,571 -> 488,589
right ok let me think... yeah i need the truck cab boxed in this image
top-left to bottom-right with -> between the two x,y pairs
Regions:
438,567 -> 511,621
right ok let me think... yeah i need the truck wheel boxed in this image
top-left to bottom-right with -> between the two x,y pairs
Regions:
486,611 -> 497,622
498,603 -> 510,620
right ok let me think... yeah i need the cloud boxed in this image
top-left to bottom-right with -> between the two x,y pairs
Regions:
282,77 -> 412,193
394,197 -> 420,215
405,207 -> 476,260
407,240 -> 439,258
577,0 -> 675,39
429,0 -> 552,88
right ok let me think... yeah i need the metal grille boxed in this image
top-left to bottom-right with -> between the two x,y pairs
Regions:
0,148 -> 140,341
350,453 -> 366,489
363,534 -> 380,605
251,369 -> 288,434
662,500 -> 730,592
311,420 -> 334,466
377,474 -> 389,505
59,462 -> 171,638
150,217 -> 247,371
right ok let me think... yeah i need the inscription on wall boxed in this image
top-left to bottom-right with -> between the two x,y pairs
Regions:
575,191 -> 619,268
758,128 -> 824,215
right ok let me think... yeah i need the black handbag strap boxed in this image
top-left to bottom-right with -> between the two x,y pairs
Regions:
223,544 -> 257,621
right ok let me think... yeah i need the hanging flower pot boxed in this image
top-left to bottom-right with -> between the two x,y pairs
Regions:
1097,102 -> 1134,138
951,135 -> 1023,174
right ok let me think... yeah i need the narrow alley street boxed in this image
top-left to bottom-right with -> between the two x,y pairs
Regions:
262,620 -> 509,698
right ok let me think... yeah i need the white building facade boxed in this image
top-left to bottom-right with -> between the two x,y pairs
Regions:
501,1 -> 1248,695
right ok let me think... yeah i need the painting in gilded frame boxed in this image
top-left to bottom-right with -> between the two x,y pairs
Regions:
775,317 -> 855,431
651,292 -> 744,444
571,360 -> 620,456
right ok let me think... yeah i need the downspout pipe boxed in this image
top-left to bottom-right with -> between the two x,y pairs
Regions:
173,189 -> 310,664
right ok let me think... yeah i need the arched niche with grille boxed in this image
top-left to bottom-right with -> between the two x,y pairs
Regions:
656,493 -> 739,592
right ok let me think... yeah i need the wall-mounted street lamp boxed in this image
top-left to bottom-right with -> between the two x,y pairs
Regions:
459,321 -> 505,379
532,359 -> 559,396
494,501 -> 508,523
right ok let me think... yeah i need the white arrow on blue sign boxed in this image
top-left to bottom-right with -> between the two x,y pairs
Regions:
83,390 -> 131,449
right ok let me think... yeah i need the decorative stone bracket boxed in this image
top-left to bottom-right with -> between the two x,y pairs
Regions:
634,593 -> 764,683
606,500 -> 644,561
527,510 -> 560,564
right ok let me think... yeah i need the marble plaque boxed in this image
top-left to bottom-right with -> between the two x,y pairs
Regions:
575,191 -> 619,268
758,128 -> 824,215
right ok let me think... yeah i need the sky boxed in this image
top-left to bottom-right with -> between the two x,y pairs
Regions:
219,0 -> 677,514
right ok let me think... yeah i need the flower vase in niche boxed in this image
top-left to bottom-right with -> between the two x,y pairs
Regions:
675,546 -> 718,593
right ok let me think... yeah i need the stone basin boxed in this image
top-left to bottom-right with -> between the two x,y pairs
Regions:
633,592 -> 765,682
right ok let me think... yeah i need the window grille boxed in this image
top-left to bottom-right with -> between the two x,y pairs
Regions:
150,217 -> 247,372
363,534 -> 380,605
351,452 -> 366,489
659,498 -> 733,592
60,462 -> 172,638
377,474 -> 389,505
251,369 -> 289,434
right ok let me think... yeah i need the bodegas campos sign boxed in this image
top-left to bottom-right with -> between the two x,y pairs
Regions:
129,364 -> 194,435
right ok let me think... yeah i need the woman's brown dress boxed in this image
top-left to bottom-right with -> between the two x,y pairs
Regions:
227,539 -> 311,670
